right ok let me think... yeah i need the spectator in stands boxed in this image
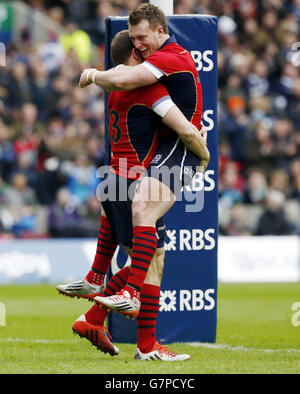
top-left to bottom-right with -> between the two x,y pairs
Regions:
255,188 -> 294,235
174,0 -> 195,14
221,73 -> 247,104
66,152 -> 98,206
3,173 -> 36,208
60,0 -> 90,27
59,19 -> 92,64
10,151 -> 38,188
290,158 -> 300,201
11,205 -> 38,237
48,188 -> 98,237
85,133 -> 105,168
221,203 -> 252,236
261,41 -> 279,74
219,162 -> 244,209
269,168 -> 292,199
0,175 -> 13,235
37,39 -> 65,73
287,77 -> 300,129
81,195 -> 101,224
278,61 -> 299,97
13,102 -> 44,140
7,61 -> 32,109
243,168 -> 268,205
29,55 -> 52,121
0,120 -> 15,182
272,117 -> 298,169
245,59 -> 270,98
122,0 -> 140,15
246,122 -> 276,172
248,96 -> 273,129
45,75 -> 72,120
289,0 -> 300,22
87,1 -> 116,46
2,173 -> 38,237
219,95 -> 250,162
0,176 -> 9,204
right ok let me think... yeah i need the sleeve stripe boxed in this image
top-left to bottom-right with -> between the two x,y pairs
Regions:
141,61 -> 166,79
152,98 -> 175,118
152,95 -> 170,107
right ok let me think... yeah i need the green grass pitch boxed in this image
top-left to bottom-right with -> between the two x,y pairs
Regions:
0,283 -> 299,374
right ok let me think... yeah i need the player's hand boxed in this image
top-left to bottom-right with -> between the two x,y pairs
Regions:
79,68 -> 98,88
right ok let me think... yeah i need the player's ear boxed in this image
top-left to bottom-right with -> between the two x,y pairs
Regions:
132,48 -> 143,63
157,25 -> 164,36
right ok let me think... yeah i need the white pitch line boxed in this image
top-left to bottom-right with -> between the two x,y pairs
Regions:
185,342 -> 300,354
0,337 -> 77,344
0,338 -> 300,354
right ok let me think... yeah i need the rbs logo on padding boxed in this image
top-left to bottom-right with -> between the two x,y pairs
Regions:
190,50 -> 214,72
165,229 -> 216,251
160,289 -> 215,312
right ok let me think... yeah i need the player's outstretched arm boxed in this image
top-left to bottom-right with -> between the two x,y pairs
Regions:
162,105 -> 210,171
79,64 -> 157,91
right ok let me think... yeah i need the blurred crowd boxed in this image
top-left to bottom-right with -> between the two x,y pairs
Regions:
0,0 -> 300,239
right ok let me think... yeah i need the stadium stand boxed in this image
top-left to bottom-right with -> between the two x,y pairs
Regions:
0,0 -> 299,239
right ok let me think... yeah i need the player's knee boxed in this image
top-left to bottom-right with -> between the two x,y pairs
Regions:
131,199 -> 143,224
132,199 -> 152,225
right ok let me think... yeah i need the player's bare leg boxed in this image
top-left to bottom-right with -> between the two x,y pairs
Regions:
132,176 -> 176,228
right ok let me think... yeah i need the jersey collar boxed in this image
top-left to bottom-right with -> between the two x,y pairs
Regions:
159,35 -> 177,50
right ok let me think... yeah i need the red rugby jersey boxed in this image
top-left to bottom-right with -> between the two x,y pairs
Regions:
108,82 -> 172,179
143,36 -> 203,130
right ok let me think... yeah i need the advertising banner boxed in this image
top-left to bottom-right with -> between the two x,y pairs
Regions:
0,3 -> 13,45
0,237 -> 299,286
218,236 -> 300,283
0,239 -> 93,284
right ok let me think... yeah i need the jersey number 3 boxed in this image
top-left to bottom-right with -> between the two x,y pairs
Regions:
110,110 -> 121,144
